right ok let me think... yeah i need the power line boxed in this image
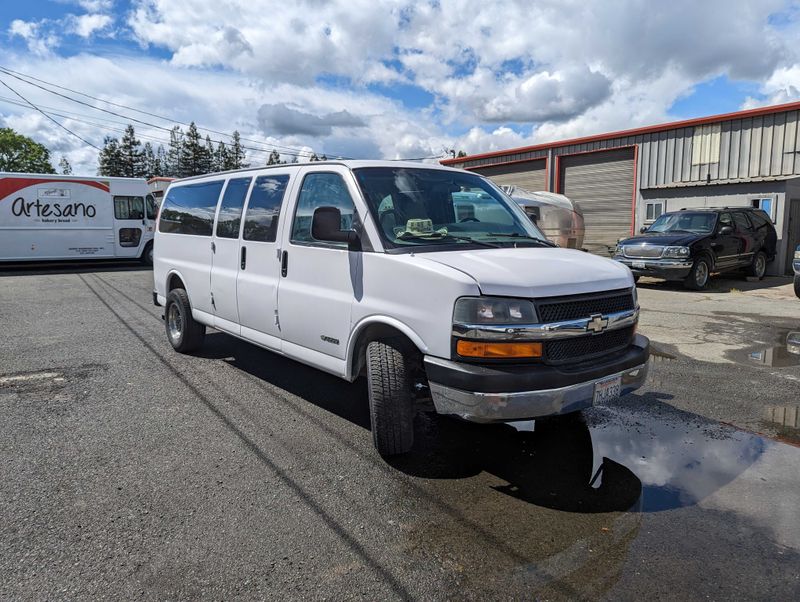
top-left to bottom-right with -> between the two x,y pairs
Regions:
0,65 -> 350,159
0,75 -> 101,151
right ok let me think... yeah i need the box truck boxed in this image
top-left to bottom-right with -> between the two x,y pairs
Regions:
0,173 -> 156,264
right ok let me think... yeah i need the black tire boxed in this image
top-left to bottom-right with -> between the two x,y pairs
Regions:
140,242 -> 154,266
165,288 -> 205,353
366,338 -> 416,456
794,276 -> 800,299
747,251 -> 767,280
684,257 -> 710,290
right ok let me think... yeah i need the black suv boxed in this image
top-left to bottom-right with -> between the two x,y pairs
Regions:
613,207 -> 777,290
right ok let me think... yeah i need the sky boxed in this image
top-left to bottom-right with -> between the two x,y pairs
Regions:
2,0 -> 800,174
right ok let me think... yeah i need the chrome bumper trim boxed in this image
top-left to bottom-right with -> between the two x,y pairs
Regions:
615,258 -> 692,270
452,308 -> 638,341
428,362 -> 649,423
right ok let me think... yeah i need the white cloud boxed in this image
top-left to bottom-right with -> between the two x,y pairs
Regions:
69,14 -> 114,38
8,20 -> 59,57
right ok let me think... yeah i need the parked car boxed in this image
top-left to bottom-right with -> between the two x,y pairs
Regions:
503,186 -> 586,250
153,161 -> 650,457
794,244 -> 800,298
613,207 -> 777,290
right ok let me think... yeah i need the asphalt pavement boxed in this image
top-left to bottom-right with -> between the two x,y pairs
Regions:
1,265 -> 799,600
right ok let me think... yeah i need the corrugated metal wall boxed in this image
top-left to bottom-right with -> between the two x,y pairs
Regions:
472,159 -> 546,191
457,108 -> 800,191
559,149 -> 635,254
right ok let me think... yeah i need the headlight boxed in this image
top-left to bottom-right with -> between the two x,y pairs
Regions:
614,244 -> 623,256
662,246 -> 690,258
453,296 -> 537,325
453,297 -> 541,359
794,249 -> 800,260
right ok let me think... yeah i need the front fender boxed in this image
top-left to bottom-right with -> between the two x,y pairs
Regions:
346,316 -> 430,380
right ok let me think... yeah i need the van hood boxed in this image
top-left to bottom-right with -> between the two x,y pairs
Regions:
421,247 -> 633,299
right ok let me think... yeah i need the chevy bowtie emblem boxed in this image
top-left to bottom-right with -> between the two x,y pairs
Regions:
586,314 -> 608,334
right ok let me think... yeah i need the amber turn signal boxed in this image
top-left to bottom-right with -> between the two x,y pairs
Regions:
456,340 -> 543,358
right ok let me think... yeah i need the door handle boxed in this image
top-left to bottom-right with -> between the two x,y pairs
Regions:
281,250 -> 288,277
241,246 -> 247,270
211,241 -> 216,253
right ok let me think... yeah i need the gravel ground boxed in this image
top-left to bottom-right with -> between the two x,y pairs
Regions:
1,265 -> 798,601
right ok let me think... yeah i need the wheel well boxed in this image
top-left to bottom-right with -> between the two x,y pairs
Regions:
350,323 -> 421,379
167,273 -> 185,293
696,250 -> 714,270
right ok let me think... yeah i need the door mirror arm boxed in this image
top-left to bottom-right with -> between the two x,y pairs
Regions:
312,206 -> 360,250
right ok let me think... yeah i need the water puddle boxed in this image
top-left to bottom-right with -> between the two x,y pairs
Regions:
738,331 -> 800,367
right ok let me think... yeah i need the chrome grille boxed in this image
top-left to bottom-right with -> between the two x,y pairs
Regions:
545,326 -> 635,364
536,289 -> 635,323
623,244 -> 664,259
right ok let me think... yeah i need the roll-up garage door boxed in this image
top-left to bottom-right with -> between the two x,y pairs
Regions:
473,159 -> 546,192
559,148 -> 635,255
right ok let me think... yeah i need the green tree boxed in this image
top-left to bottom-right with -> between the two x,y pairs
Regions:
0,128 -> 55,173
143,142 -> 164,179
225,130 -> 248,170
215,141 -> 229,172
156,145 -> 167,177
58,156 -> 72,175
266,149 -> 282,165
97,136 -> 124,176
203,135 -> 215,173
180,122 -> 210,177
165,126 -> 183,177
120,125 -> 146,177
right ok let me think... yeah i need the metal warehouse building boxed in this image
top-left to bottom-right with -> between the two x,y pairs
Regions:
441,102 -> 800,276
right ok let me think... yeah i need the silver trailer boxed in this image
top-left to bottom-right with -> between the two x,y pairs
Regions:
503,186 -> 586,250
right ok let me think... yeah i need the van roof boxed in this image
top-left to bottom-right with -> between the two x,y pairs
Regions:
171,160 -> 465,184
0,172 -> 147,183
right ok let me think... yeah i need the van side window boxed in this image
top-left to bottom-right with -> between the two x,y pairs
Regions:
242,175 -> 290,242
114,196 -> 144,220
216,177 -> 252,239
158,181 -> 224,236
291,173 -> 355,245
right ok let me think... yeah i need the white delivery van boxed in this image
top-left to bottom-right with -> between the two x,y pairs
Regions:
0,173 -> 156,264
153,161 -> 649,456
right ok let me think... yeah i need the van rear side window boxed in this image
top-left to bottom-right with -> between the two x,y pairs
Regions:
114,196 -> 144,220
216,177 -> 252,239
243,175 -> 290,242
159,181 -> 224,236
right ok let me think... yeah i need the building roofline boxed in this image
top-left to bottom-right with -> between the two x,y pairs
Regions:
440,100 -> 800,165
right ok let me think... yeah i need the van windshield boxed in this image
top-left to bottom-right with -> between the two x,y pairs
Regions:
647,212 -> 716,234
353,167 -> 549,250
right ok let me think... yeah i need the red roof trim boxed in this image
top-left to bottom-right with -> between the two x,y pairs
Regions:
0,177 -> 109,200
441,100 -> 800,165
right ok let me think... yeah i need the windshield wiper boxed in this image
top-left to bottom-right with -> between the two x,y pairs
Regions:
486,233 -> 556,247
396,232 -> 500,248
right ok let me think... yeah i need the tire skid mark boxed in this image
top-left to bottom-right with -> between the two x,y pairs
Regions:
87,273 -> 585,597
78,273 -> 413,601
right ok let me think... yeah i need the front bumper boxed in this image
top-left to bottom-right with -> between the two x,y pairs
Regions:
425,334 -> 650,422
793,260 -> 800,276
614,256 -> 692,280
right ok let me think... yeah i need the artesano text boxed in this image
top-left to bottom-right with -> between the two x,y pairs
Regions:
12,197 -> 96,219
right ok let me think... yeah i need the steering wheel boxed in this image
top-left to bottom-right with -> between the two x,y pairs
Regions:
459,217 -> 480,223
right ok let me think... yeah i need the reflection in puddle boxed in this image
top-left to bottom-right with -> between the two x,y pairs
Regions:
741,331 -> 800,367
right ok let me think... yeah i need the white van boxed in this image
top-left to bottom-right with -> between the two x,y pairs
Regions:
0,173 -> 156,264
153,161 -> 649,456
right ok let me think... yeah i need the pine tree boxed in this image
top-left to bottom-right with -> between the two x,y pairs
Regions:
309,152 -> 320,162
156,145 -> 168,177
203,135 -> 215,173
58,156 -> 72,175
266,149 -> 281,165
165,126 -> 183,177
179,122 -> 206,177
142,142 -> 164,179
120,125 -> 145,177
97,136 -> 123,176
215,142 -> 229,172
227,131 -> 248,170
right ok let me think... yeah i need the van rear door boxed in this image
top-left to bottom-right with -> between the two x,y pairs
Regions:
112,194 -> 146,257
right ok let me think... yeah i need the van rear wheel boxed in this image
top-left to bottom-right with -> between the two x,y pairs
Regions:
165,288 -> 205,353
141,242 -> 154,266
366,338 -> 415,456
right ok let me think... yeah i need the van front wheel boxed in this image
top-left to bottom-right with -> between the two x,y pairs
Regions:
165,288 -> 205,353
366,339 -> 415,456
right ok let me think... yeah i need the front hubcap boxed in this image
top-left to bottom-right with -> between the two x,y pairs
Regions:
696,262 -> 708,287
168,303 -> 183,341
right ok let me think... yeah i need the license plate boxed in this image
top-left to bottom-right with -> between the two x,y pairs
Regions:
632,260 -> 645,269
593,375 -> 622,405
